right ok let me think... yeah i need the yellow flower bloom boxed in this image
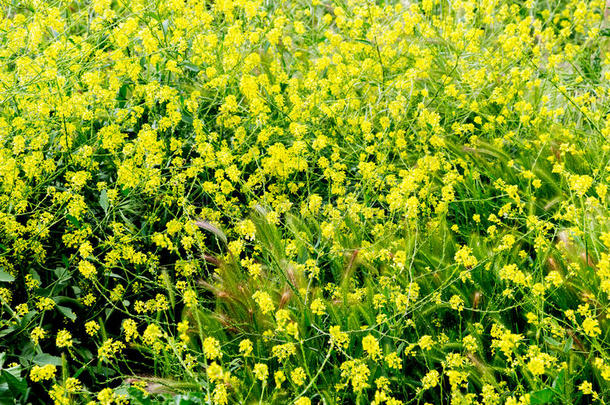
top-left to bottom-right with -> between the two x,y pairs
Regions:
252,291 -> 274,314
30,364 -> 56,382
253,363 -> 268,382
362,334 -> 382,361
239,339 -> 253,356
291,367 -> 306,386
203,337 -> 222,360
56,329 -> 73,348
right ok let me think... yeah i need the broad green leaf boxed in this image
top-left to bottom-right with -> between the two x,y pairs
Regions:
57,305 -> 77,321
1,370 -> 26,396
100,189 -> 109,214
0,269 -> 14,283
32,354 -> 62,366
552,369 -> 565,390
66,214 -> 80,227
530,388 -> 554,404
181,62 -> 200,72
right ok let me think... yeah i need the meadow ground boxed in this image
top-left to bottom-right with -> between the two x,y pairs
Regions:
0,0 -> 610,404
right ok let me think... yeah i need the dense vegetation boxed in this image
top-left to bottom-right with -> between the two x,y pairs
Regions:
0,0 -> 609,403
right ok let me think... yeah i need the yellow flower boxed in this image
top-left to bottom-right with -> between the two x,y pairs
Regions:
203,337 -> 222,360
272,342 -> 296,362
252,291 -> 274,314
78,260 -> 97,279
421,370 -> 439,390
207,362 -> 224,382
253,363 -> 268,382
166,219 -> 182,236
85,321 -> 100,336
499,264 -> 529,286
65,377 -> 82,392
98,338 -> 125,362
454,245 -> 478,268
462,335 -> 478,352
236,219 -> 256,241
310,298 -> 326,316
183,289 -> 198,308
362,334 -> 382,361
274,370 -> 286,387
418,335 -> 434,351
239,339 -> 253,356
36,297 -> 55,311
30,327 -> 46,345
527,356 -> 546,376
582,317 -> 601,338
56,329 -> 73,348
212,384 -> 228,405
569,174 -> 593,197
97,387 -> 116,405
385,352 -> 402,369
177,320 -> 190,342
449,295 -> 464,312
294,397 -> 311,405
30,364 -> 56,382
329,325 -> 349,349
579,380 -> 594,395
142,324 -> 162,345
123,319 -> 139,342
291,367 -> 306,386
285,321 -> 298,339
340,360 -> 370,393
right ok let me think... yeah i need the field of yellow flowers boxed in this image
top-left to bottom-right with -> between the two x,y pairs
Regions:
1,0 -> 610,403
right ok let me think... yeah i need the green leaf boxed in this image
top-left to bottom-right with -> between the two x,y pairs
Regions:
0,269 -> 14,282
0,328 -> 14,338
1,370 -> 26,396
181,62 -> 200,73
543,336 -> 561,347
53,267 -> 70,284
530,388 -> 554,404
354,38 -> 373,45
117,83 -> 131,109
0,389 -> 16,403
32,354 -> 62,366
552,369 -> 565,390
563,337 -> 573,353
19,312 -> 34,328
100,189 -> 109,215
181,113 -> 193,125
57,305 -> 77,321
119,210 -> 136,233
66,214 -> 80,227
173,393 -> 205,404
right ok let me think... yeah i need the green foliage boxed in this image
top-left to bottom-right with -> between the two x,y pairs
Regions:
0,0 -> 609,404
